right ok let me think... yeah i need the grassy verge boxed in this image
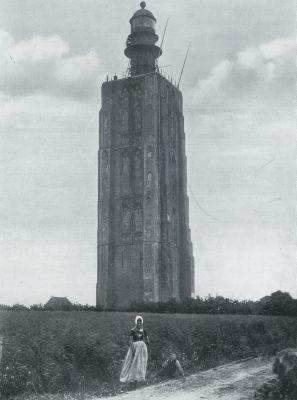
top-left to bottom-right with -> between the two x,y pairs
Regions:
0,311 -> 296,399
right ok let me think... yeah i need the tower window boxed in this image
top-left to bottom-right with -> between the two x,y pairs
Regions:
134,204 -> 143,234
131,17 -> 155,30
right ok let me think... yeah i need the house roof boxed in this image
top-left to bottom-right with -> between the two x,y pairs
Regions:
45,296 -> 73,308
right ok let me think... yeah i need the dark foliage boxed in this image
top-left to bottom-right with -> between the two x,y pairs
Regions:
0,304 -> 29,311
1,291 -> 296,316
128,291 -> 297,317
254,378 -> 285,400
0,303 -> 101,312
254,350 -> 297,400
256,291 -> 297,317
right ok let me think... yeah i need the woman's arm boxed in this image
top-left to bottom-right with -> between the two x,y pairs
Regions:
129,333 -> 135,356
176,360 -> 185,378
144,330 -> 150,345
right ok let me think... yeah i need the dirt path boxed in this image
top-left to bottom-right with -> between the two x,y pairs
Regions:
96,357 -> 274,400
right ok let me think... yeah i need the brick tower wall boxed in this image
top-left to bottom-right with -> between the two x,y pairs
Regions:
97,72 -> 194,308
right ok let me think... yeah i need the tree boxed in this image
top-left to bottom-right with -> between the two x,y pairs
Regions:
257,291 -> 295,316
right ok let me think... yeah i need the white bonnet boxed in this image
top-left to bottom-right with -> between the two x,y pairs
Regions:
135,315 -> 143,324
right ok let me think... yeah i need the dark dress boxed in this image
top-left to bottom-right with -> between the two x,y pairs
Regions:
130,328 -> 148,342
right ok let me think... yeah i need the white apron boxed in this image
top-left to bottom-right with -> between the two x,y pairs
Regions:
120,341 -> 148,382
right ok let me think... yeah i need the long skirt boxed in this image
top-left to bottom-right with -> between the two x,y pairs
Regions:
120,341 -> 148,382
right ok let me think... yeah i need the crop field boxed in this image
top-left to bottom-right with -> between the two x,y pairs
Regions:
0,311 -> 296,398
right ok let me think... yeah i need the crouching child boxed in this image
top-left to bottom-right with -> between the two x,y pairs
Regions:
152,353 -> 185,381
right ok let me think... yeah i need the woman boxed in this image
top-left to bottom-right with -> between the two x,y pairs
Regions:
120,315 -> 149,386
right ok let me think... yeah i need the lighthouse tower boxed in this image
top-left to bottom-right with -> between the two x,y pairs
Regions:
125,1 -> 162,76
97,2 -> 195,309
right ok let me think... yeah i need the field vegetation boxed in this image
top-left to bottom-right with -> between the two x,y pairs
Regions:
0,311 -> 297,399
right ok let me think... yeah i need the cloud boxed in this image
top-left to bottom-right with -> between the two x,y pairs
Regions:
186,37 -> 295,113
0,30 -> 105,101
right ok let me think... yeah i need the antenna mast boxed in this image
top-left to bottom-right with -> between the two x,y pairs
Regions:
156,18 -> 169,70
160,18 -> 169,53
125,60 -> 131,77
177,42 -> 191,88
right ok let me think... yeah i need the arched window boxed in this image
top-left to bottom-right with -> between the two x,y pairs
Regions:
121,203 -> 131,235
119,108 -> 129,130
147,172 -> 153,191
120,88 -> 129,107
147,145 -> 153,159
122,151 -> 129,175
132,85 -> 142,104
135,149 -> 142,170
134,204 -> 143,234
102,112 -> 110,135
133,106 -> 142,130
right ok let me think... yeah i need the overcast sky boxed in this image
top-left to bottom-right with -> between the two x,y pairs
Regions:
0,0 -> 296,305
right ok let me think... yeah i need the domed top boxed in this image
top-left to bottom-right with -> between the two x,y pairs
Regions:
131,2 -> 156,22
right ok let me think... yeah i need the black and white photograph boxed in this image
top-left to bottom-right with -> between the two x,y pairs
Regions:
0,1 -> 296,399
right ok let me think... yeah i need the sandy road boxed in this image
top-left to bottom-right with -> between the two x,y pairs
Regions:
96,357 -> 274,400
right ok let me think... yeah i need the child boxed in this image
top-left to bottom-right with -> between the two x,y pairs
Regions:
153,353 -> 185,381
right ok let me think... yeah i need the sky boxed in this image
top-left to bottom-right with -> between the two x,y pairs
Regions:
0,0 -> 296,305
